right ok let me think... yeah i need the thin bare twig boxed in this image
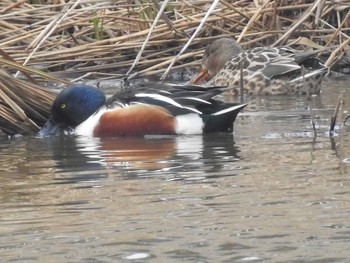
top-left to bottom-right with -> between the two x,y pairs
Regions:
330,95 -> 343,137
126,0 -> 170,76
160,0 -> 221,80
272,0 -> 322,47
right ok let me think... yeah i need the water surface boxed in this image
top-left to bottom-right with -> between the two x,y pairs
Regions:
0,76 -> 350,262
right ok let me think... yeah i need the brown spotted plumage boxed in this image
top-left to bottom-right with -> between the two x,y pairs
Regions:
190,38 -> 328,96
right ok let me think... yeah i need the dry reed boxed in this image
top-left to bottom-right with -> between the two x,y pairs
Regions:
0,0 -> 349,135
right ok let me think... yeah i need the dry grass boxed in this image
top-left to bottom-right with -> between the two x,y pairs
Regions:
0,0 -> 349,135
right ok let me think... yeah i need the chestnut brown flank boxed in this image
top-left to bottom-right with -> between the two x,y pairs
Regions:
94,105 -> 176,136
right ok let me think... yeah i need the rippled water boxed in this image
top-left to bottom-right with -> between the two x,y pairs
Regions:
0,76 -> 350,262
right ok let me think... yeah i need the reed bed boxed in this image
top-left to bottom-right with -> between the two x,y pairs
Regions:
0,0 -> 349,135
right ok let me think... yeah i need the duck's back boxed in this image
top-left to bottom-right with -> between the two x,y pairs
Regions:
211,47 -> 326,96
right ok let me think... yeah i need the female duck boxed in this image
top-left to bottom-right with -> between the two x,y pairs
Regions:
190,38 -> 327,96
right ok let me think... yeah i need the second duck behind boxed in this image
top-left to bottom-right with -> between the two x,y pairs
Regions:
190,38 -> 328,96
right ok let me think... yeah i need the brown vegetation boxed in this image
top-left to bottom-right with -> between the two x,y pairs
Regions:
0,0 -> 349,135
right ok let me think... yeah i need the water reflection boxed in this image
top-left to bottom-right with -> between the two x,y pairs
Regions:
44,134 -> 240,181
0,76 -> 350,262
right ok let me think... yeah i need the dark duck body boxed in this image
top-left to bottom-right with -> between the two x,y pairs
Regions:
39,83 -> 247,137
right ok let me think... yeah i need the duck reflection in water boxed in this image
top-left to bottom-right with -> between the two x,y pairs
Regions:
48,134 -> 240,180
76,136 -> 176,170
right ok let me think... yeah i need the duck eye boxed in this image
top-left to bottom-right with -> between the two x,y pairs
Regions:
60,103 -> 66,109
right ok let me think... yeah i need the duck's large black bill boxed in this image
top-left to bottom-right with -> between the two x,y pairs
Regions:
38,117 -> 66,137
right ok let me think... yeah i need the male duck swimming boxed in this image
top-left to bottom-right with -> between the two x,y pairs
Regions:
39,83 -> 247,137
190,38 -> 328,96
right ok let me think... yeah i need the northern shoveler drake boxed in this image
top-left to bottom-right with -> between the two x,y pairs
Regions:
38,83 -> 247,137
190,38 -> 328,96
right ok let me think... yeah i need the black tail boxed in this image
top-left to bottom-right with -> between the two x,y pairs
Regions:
202,103 -> 247,133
